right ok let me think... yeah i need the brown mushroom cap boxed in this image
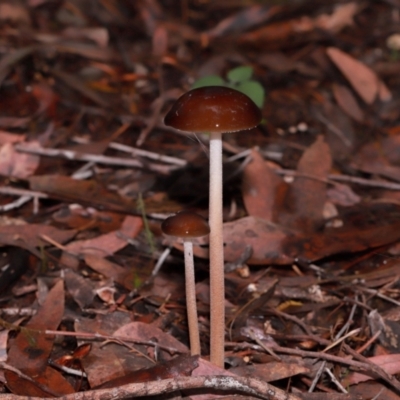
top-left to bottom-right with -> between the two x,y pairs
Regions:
161,211 -> 210,239
164,86 -> 262,133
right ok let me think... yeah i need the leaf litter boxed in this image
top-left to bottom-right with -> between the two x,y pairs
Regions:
1,1 -> 400,399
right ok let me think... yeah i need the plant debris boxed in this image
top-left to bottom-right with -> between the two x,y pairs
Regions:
1,1 -> 400,399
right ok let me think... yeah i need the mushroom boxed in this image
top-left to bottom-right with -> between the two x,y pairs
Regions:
161,210 -> 210,356
164,86 -> 261,367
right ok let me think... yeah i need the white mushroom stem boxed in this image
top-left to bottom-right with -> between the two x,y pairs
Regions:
183,240 -> 201,356
209,131 -> 225,368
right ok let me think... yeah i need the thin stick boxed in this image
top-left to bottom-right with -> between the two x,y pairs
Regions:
276,168 -> 400,191
322,328 -> 361,353
72,136 -> 187,166
14,144 -> 177,174
359,286 -> 400,307
324,367 -> 348,393
0,195 -> 32,212
308,360 -> 326,392
0,375 -> 301,400
356,329 -> 381,354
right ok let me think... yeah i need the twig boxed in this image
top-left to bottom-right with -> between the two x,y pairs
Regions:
14,144 -> 178,174
269,309 -> 314,336
247,328 -> 282,361
47,360 -> 87,378
0,375 -> 302,400
151,246 -> 171,278
342,296 -> 373,312
324,368 -> 348,393
371,387 -> 385,400
43,329 -> 184,355
268,310 -> 400,392
72,136 -> 187,166
270,345 -> 375,372
308,360 -> 326,392
322,328 -> 361,353
328,174 -> 400,190
0,186 -> 48,213
334,301 -> 358,340
276,168 -> 400,191
358,286 -> 400,307
227,337 -> 397,390
0,195 -> 32,212
356,329 -> 381,354
71,161 -> 96,179
271,344 -> 400,393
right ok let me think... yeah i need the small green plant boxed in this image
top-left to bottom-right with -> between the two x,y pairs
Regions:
192,66 -> 265,108
137,193 -> 156,257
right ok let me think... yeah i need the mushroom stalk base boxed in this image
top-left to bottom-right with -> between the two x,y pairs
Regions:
209,131 -> 225,368
183,240 -> 201,356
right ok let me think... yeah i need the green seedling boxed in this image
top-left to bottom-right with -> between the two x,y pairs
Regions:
132,271 -> 143,289
137,193 -> 156,257
192,66 -> 265,108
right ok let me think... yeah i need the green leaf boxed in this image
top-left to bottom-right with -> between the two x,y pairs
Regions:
227,66 -> 253,83
191,75 -> 225,89
236,81 -> 265,108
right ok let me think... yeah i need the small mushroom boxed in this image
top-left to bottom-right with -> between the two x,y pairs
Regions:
161,210 -> 210,356
164,86 -> 261,367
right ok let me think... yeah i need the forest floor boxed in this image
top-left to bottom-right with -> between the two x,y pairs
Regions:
1,1 -> 400,399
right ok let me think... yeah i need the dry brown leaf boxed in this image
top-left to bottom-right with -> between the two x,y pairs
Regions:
343,354 -> 400,386
242,148 -> 283,221
152,25 -> 168,58
0,131 -> 26,144
378,79 -> 393,102
0,223 -> 76,256
62,27 -> 109,48
314,2 -> 360,33
351,138 -> 400,181
0,3 -> 30,24
350,381 -> 400,400
327,47 -> 392,104
222,216 -> 295,265
0,116 -> 31,129
191,204 -> 400,264
29,175 -> 182,214
30,82 -> 59,117
238,3 -> 360,48
205,4 -> 279,39
326,183 -> 361,207
114,321 -> 188,353
76,313 -> 153,388
52,206 -> 124,233
7,280 -> 65,373
0,141 -> 40,178
279,136 -> 331,232
64,268 -> 96,309
5,280 -> 75,396
96,355 -> 198,389
332,83 -> 364,122
60,215 -> 143,268
292,135 -> 331,226
231,361 -> 310,383
84,254 -> 137,290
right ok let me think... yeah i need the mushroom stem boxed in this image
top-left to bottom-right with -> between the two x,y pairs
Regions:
183,240 -> 201,356
209,131 -> 225,368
